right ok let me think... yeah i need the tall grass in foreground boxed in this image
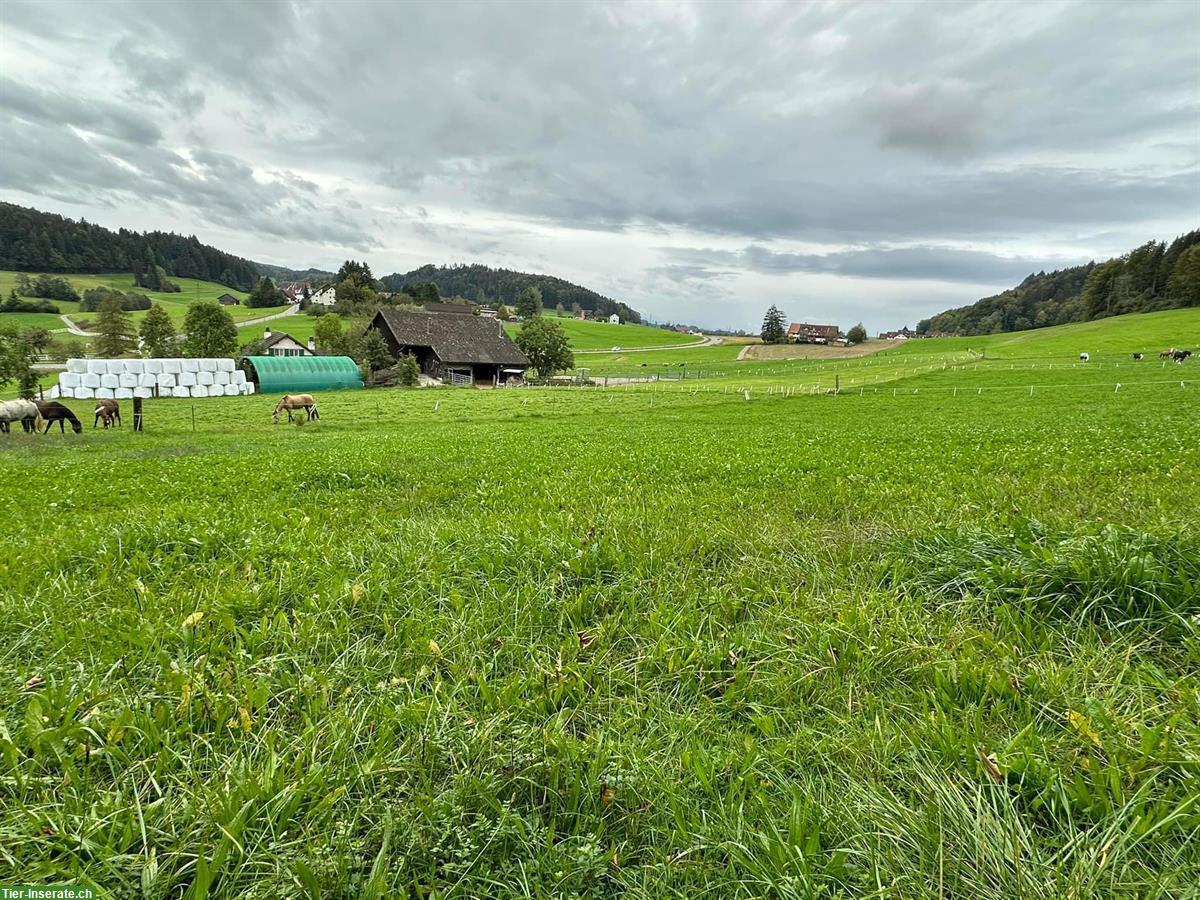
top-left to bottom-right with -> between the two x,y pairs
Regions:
0,379 -> 1197,897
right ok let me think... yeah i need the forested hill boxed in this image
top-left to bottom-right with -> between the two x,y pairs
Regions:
380,263 -> 642,323
0,202 -> 260,291
921,230 -> 1200,336
255,262 -> 335,282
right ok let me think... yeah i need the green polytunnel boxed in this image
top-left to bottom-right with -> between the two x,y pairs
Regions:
242,356 -> 364,393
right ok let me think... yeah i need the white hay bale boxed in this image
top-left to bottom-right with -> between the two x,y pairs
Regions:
81,372 -> 101,389
119,373 -> 138,388
86,359 -> 107,375
95,387 -> 115,399
143,359 -> 163,374
74,387 -> 94,400
67,358 -> 87,374
172,386 -> 191,398
108,360 -> 128,375
100,373 -> 120,389
115,387 -> 134,400
216,358 -> 235,372
196,371 -> 214,386
162,358 -> 182,374
123,360 -> 144,374
245,383 -> 256,395
138,373 -> 157,388
198,358 -> 218,373
213,370 -> 230,385
223,383 -> 238,396
59,372 -> 80,389
181,358 -> 200,373
191,384 -> 209,398
133,386 -> 152,399
178,371 -> 197,387
157,372 -> 176,388
231,369 -> 247,385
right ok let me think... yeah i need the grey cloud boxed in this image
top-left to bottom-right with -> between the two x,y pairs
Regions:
0,0 -> 1197,327
0,76 -> 161,145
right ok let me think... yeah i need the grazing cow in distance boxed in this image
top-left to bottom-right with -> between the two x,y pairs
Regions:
1079,352 -> 1089,362
1173,349 -> 1192,363
1131,352 -> 1143,361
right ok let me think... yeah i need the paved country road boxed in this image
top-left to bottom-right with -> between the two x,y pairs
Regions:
58,304 -> 301,340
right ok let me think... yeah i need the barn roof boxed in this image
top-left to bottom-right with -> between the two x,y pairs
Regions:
243,355 -> 363,393
371,309 -> 529,366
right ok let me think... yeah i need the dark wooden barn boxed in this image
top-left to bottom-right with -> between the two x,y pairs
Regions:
369,309 -> 529,386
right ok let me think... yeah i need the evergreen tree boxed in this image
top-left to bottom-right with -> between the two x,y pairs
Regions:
182,301 -> 238,357
93,296 -> 135,357
1166,244 -> 1200,305
246,277 -> 285,308
515,286 -> 542,318
555,302 -> 566,317
359,329 -> 394,373
760,305 -> 786,344
139,304 -> 177,357
515,315 -> 573,375
397,353 -> 420,387
0,322 -> 51,397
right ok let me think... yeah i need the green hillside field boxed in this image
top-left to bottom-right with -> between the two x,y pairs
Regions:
506,315 -> 698,350
0,270 -> 287,332
0,331 -> 1195,896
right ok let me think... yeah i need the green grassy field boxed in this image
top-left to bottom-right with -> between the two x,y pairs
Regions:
506,316 -> 698,350
1,309 -> 1197,896
0,271 -> 288,332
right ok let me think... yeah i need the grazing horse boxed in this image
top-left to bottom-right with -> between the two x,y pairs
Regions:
1160,349 -> 1175,359
35,401 -> 82,434
273,394 -> 319,424
0,399 -> 41,434
1173,349 -> 1192,363
1079,352 -> 1089,362
1131,352 -> 1143,361
93,398 -> 121,429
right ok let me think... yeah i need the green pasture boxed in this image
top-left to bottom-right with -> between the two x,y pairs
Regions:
507,316 -> 698,350
0,270 -> 288,331
888,307 -> 1200,359
1,332 -> 1197,896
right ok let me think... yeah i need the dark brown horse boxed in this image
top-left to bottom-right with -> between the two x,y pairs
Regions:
35,401 -> 82,434
94,399 -> 121,429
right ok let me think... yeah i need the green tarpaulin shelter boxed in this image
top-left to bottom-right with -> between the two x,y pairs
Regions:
242,356 -> 363,393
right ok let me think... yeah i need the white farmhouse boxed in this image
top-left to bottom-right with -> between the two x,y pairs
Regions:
310,286 -> 337,306
608,313 -> 620,324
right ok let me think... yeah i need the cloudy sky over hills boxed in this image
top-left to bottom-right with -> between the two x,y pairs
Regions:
1,0 -> 1196,330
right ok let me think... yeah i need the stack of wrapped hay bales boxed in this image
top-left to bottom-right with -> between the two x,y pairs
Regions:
59,359 -> 254,400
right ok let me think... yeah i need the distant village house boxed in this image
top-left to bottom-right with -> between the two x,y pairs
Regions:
310,286 -> 337,306
260,330 -> 315,357
608,313 -> 620,324
217,293 -> 240,306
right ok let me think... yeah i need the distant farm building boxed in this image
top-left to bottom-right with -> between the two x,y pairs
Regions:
478,307 -> 498,319
260,330 -> 314,357
608,313 -> 620,324
310,286 -> 337,306
788,322 -> 839,344
217,293 -> 240,306
575,309 -> 592,319
242,355 -> 363,393
278,282 -> 306,302
369,309 -> 529,387
879,327 -> 918,340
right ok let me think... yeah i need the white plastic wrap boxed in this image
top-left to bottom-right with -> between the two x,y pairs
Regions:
143,359 -> 163,374
157,372 -> 177,388
190,384 -> 209,398
138,373 -> 157,388
181,358 -> 200,373
223,383 -> 239,396
100,373 -> 120,389
196,371 -> 214,386
172,386 -> 191,398
82,373 -> 101,389
95,387 -> 115,399
178,371 -> 197,387
86,360 -> 107,375
119,373 -> 137,388
213,371 -> 230,385
59,372 -> 80,389
74,387 -> 94,400
114,387 -> 133,400
215,358 -> 235,372
67,359 -> 87,374
162,358 -> 182,374
231,370 -> 247,385
133,386 -> 153,399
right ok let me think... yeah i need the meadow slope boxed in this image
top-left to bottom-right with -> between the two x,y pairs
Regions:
1,335 -> 1197,897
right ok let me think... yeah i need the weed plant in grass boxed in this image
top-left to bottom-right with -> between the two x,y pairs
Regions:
0,373 -> 1197,897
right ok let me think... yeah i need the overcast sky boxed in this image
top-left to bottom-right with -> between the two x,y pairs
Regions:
1,0 -> 1197,330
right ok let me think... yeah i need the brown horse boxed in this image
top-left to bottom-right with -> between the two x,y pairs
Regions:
94,399 -> 121,429
273,394 -> 319,424
35,401 -> 82,434
1160,349 -> 1175,359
